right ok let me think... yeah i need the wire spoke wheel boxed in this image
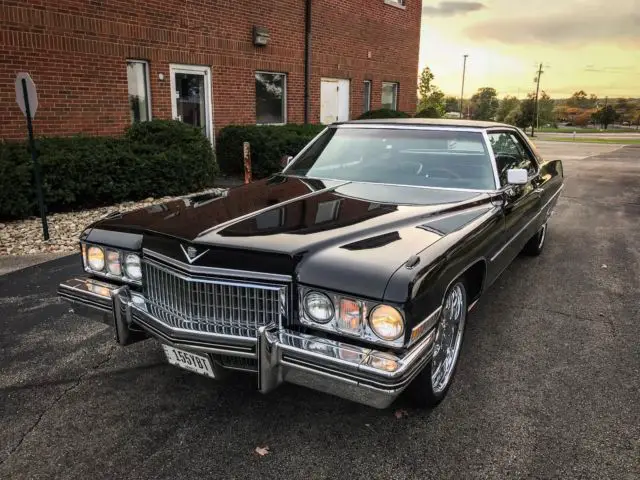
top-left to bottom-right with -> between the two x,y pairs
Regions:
538,223 -> 547,249
431,283 -> 467,394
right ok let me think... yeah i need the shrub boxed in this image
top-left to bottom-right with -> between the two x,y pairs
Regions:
0,141 -> 32,219
0,120 -> 218,220
357,109 -> 412,120
415,107 -> 443,118
216,124 -> 325,178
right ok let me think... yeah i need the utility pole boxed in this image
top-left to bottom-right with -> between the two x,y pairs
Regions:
531,63 -> 544,137
459,54 -> 468,119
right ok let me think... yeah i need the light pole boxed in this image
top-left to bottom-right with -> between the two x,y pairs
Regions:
531,63 -> 544,137
460,54 -> 468,119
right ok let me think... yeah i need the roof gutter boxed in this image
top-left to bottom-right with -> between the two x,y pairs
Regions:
304,0 -> 312,124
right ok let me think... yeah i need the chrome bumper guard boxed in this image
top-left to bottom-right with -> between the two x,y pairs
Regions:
58,276 -> 435,409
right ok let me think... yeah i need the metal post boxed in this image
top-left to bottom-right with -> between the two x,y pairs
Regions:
459,54 -> 468,119
243,142 -> 252,184
22,78 -> 49,241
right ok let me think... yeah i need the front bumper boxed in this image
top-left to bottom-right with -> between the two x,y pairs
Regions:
58,276 -> 435,409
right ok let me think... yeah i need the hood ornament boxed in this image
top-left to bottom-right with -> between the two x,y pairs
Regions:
180,244 -> 209,264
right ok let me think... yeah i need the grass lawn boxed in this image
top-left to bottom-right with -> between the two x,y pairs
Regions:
537,127 -> 640,134
538,137 -> 640,145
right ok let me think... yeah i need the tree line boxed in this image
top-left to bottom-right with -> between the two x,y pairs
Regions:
417,67 -> 640,130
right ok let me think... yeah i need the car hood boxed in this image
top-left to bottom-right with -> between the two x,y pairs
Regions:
88,175 -> 494,298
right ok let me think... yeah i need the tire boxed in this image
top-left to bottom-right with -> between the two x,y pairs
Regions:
522,222 -> 547,256
407,280 -> 468,408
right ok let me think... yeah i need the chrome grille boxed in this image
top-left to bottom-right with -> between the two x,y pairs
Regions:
143,261 -> 286,337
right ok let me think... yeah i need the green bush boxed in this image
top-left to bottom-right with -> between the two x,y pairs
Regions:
357,109 -> 412,120
216,124 -> 325,178
415,107 -> 443,118
0,120 -> 218,220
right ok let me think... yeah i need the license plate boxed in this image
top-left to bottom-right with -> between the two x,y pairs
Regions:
162,345 -> 215,379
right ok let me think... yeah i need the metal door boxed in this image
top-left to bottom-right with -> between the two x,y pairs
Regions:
321,78 -> 350,124
170,64 -> 213,141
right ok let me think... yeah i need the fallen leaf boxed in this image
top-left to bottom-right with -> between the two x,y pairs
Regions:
255,446 -> 270,456
394,409 -> 408,419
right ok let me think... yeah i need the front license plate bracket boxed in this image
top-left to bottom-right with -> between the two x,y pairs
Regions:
162,345 -> 216,379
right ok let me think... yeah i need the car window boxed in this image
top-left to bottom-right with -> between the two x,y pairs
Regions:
285,128 -> 496,190
488,132 -> 537,186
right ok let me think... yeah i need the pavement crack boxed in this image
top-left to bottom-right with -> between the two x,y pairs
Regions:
0,344 -> 118,466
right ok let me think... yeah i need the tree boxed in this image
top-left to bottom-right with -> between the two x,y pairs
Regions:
496,96 -> 520,122
567,90 -> 598,109
574,111 -> 592,127
470,88 -> 499,121
418,67 -> 435,102
416,105 -> 444,118
538,91 -> 555,127
593,105 -> 618,129
444,96 -> 459,113
504,106 -> 523,127
614,98 -> 633,125
417,67 -> 445,117
518,93 -> 536,128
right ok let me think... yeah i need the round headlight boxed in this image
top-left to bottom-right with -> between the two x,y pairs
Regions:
369,305 -> 404,341
124,253 -> 142,280
303,292 -> 334,324
87,246 -> 105,271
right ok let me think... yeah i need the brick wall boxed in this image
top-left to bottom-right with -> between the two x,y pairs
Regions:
1,0 -> 421,140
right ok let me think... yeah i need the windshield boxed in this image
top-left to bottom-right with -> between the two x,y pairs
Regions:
285,127 -> 496,190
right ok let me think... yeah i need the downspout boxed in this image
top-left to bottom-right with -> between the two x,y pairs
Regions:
304,0 -> 312,124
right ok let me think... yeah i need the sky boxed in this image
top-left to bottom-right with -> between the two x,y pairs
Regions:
419,0 -> 640,100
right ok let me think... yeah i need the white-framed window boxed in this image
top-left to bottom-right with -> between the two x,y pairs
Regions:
256,71 -> 287,125
315,200 -> 341,224
381,82 -> 399,110
384,0 -> 406,8
363,80 -> 372,113
126,60 -> 151,123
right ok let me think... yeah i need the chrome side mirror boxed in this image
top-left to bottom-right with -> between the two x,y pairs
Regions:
506,168 -> 528,185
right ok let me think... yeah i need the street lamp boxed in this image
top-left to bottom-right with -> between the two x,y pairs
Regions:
459,54 -> 468,119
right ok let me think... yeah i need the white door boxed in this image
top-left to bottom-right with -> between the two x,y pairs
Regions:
170,64 -> 214,141
321,78 -> 350,124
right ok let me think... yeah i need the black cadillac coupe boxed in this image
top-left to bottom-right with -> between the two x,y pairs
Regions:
58,119 -> 564,408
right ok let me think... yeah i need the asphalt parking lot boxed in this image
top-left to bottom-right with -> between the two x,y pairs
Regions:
1,144 -> 639,479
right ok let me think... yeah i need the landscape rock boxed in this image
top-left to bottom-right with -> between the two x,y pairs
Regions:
0,187 -> 227,257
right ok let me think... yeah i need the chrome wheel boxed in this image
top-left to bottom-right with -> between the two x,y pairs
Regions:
538,224 -> 547,249
431,283 -> 467,394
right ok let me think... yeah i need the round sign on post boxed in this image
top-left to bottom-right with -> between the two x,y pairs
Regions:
15,72 -> 49,241
15,72 -> 38,118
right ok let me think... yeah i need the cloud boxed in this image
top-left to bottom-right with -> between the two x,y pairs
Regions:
466,11 -> 640,45
423,1 -> 486,17
584,65 -> 636,74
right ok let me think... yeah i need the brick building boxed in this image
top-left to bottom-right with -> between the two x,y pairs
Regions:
1,0 -> 421,141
